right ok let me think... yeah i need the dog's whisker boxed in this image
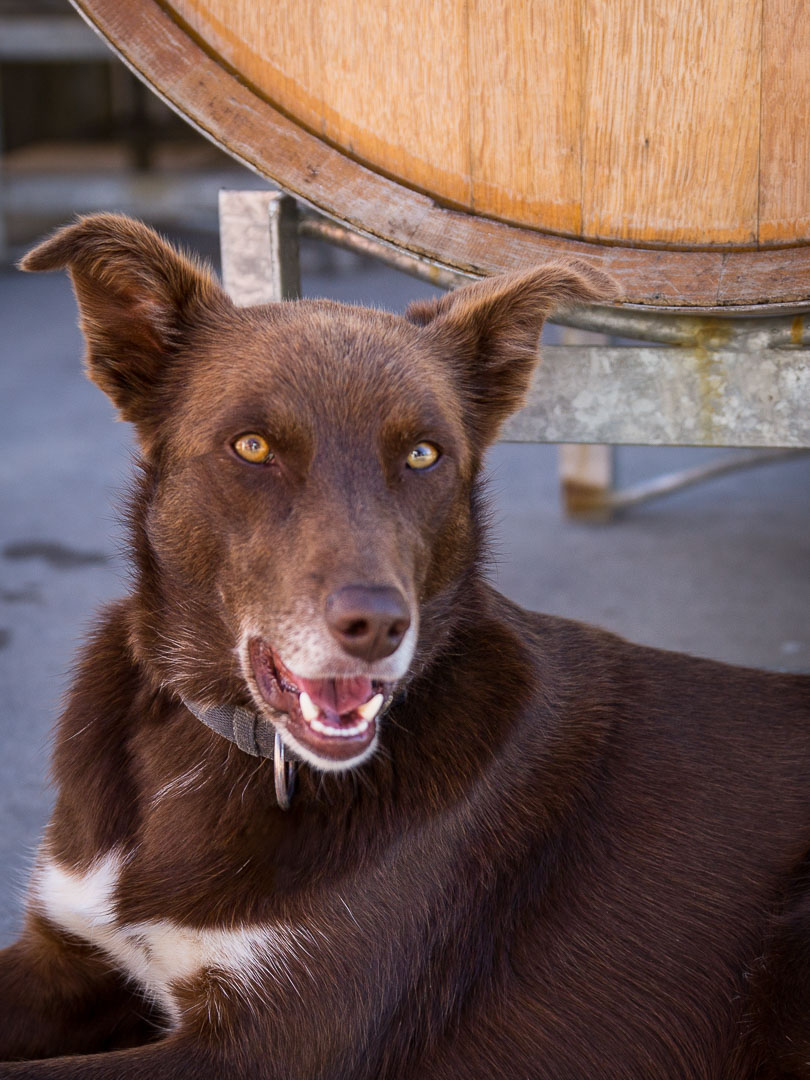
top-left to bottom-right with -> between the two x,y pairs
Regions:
240,759 -> 267,806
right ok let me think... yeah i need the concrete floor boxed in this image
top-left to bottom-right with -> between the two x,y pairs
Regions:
1,224 -> 808,946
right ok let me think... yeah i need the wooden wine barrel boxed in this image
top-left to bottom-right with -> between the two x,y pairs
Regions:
71,0 -> 810,312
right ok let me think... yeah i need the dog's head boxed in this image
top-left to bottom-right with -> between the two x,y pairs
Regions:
21,215 -> 616,772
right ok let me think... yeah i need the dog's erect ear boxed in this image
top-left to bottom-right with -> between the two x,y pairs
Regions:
19,213 -> 227,436
406,261 -> 618,446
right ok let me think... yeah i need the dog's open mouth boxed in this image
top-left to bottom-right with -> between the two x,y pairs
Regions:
248,638 -> 390,763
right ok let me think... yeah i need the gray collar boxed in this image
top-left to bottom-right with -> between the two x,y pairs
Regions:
183,699 -> 296,809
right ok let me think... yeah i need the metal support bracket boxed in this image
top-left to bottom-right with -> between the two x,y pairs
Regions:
219,189 -> 300,304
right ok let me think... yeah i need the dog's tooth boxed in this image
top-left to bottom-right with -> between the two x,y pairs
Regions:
310,716 -> 370,738
299,692 -> 320,723
356,693 -> 384,722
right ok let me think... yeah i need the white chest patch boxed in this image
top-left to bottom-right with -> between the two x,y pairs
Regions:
33,853 -> 307,1026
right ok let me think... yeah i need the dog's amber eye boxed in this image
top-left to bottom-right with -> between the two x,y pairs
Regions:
406,442 -> 440,470
233,434 -> 273,464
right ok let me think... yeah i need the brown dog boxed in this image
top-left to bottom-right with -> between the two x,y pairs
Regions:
1,214 -> 809,1079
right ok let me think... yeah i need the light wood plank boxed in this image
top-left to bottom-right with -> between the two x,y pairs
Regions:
759,0 -> 810,244
316,0 -> 471,208
175,0 -> 325,135
581,0 -> 762,246
467,0 -> 582,236
172,0 -> 471,209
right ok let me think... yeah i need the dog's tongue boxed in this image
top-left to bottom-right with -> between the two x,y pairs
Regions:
295,675 -> 374,717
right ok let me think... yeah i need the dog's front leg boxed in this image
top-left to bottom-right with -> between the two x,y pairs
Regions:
0,919 -> 159,1062
0,1036 -> 218,1080
0,966 -> 321,1080
0,1000 -> 286,1080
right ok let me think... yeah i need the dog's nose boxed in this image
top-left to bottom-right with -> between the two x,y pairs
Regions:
325,585 -> 411,661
